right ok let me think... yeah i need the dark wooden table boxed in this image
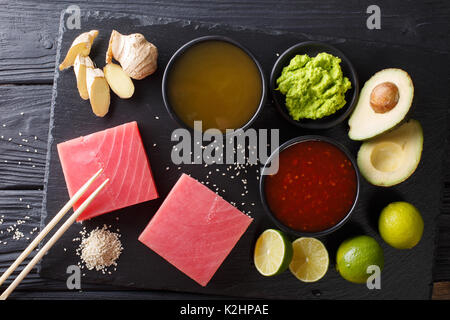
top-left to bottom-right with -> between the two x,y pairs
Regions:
0,0 -> 449,300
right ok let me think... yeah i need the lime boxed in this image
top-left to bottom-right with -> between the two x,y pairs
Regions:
336,235 -> 384,284
289,237 -> 329,282
254,229 -> 293,276
379,201 -> 424,249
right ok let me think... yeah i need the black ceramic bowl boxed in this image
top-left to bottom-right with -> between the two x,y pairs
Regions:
270,42 -> 359,130
259,135 -> 360,237
162,35 -> 267,136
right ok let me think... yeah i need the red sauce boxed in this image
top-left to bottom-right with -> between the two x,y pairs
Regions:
264,140 -> 357,233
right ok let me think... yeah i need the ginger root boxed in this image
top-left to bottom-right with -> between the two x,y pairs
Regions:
74,54 -> 95,100
104,63 -> 135,99
106,30 -> 158,80
59,30 -> 99,71
86,68 -> 110,117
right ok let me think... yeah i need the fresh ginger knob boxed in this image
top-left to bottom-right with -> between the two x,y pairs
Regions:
106,30 -> 158,80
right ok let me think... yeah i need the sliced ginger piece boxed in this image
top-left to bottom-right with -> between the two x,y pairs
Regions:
86,68 -> 110,117
74,55 -> 94,100
59,30 -> 99,71
106,30 -> 158,80
104,63 -> 135,99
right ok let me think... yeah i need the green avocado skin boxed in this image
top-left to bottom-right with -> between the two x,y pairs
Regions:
276,53 -> 352,120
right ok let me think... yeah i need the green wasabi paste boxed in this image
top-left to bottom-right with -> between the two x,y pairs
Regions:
276,52 -> 351,120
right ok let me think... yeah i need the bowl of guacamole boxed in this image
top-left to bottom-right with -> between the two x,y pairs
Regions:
270,42 -> 359,129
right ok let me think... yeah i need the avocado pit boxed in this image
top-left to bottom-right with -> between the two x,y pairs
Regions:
348,68 -> 414,141
370,82 -> 399,114
370,142 -> 404,173
356,119 -> 423,187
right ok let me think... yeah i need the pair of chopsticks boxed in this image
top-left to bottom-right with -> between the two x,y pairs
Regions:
0,168 -> 109,300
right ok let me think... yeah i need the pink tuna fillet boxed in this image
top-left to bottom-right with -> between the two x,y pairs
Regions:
57,121 -> 158,221
138,173 -> 253,287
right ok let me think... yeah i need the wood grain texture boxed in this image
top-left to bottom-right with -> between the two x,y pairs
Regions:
0,0 -> 449,84
434,215 -> 450,281
0,86 -> 50,189
0,0 -> 448,299
432,281 -> 450,300
0,190 -> 49,288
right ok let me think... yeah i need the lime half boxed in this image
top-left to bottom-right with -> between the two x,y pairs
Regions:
254,229 -> 293,276
289,237 -> 329,282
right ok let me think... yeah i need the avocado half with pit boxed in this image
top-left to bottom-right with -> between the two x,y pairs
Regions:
348,68 -> 414,141
357,119 -> 423,187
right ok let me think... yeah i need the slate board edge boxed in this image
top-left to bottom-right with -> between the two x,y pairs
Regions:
81,10 -> 450,55
432,106 -> 450,284
38,10 -> 450,299
429,118 -> 449,298
37,10 -> 66,272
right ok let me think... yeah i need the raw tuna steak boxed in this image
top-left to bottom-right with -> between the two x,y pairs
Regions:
138,173 -> 253,287
57,121 -> 158,221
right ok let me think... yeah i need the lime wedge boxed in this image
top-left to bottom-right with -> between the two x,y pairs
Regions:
254,229 -> 293,276
289,237 -> 329,282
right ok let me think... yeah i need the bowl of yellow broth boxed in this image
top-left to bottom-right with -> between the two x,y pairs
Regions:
162,36 -> 266,134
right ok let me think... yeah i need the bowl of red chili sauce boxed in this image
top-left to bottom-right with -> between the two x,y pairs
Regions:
260,136 -> 360,237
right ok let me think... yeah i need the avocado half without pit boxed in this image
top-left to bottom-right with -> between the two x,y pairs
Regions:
348,68 -> 414,141
357,119 -> 423,187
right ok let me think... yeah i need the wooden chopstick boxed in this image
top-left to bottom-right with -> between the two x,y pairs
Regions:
0,171 -> 109,300
0,168 -> 103,288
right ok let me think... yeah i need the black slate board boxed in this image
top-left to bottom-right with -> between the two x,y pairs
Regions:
40,10 -> 449,299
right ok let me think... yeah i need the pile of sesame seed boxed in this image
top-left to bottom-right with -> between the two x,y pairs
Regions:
76,225 -> 123,274
0,208 -> 34,245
